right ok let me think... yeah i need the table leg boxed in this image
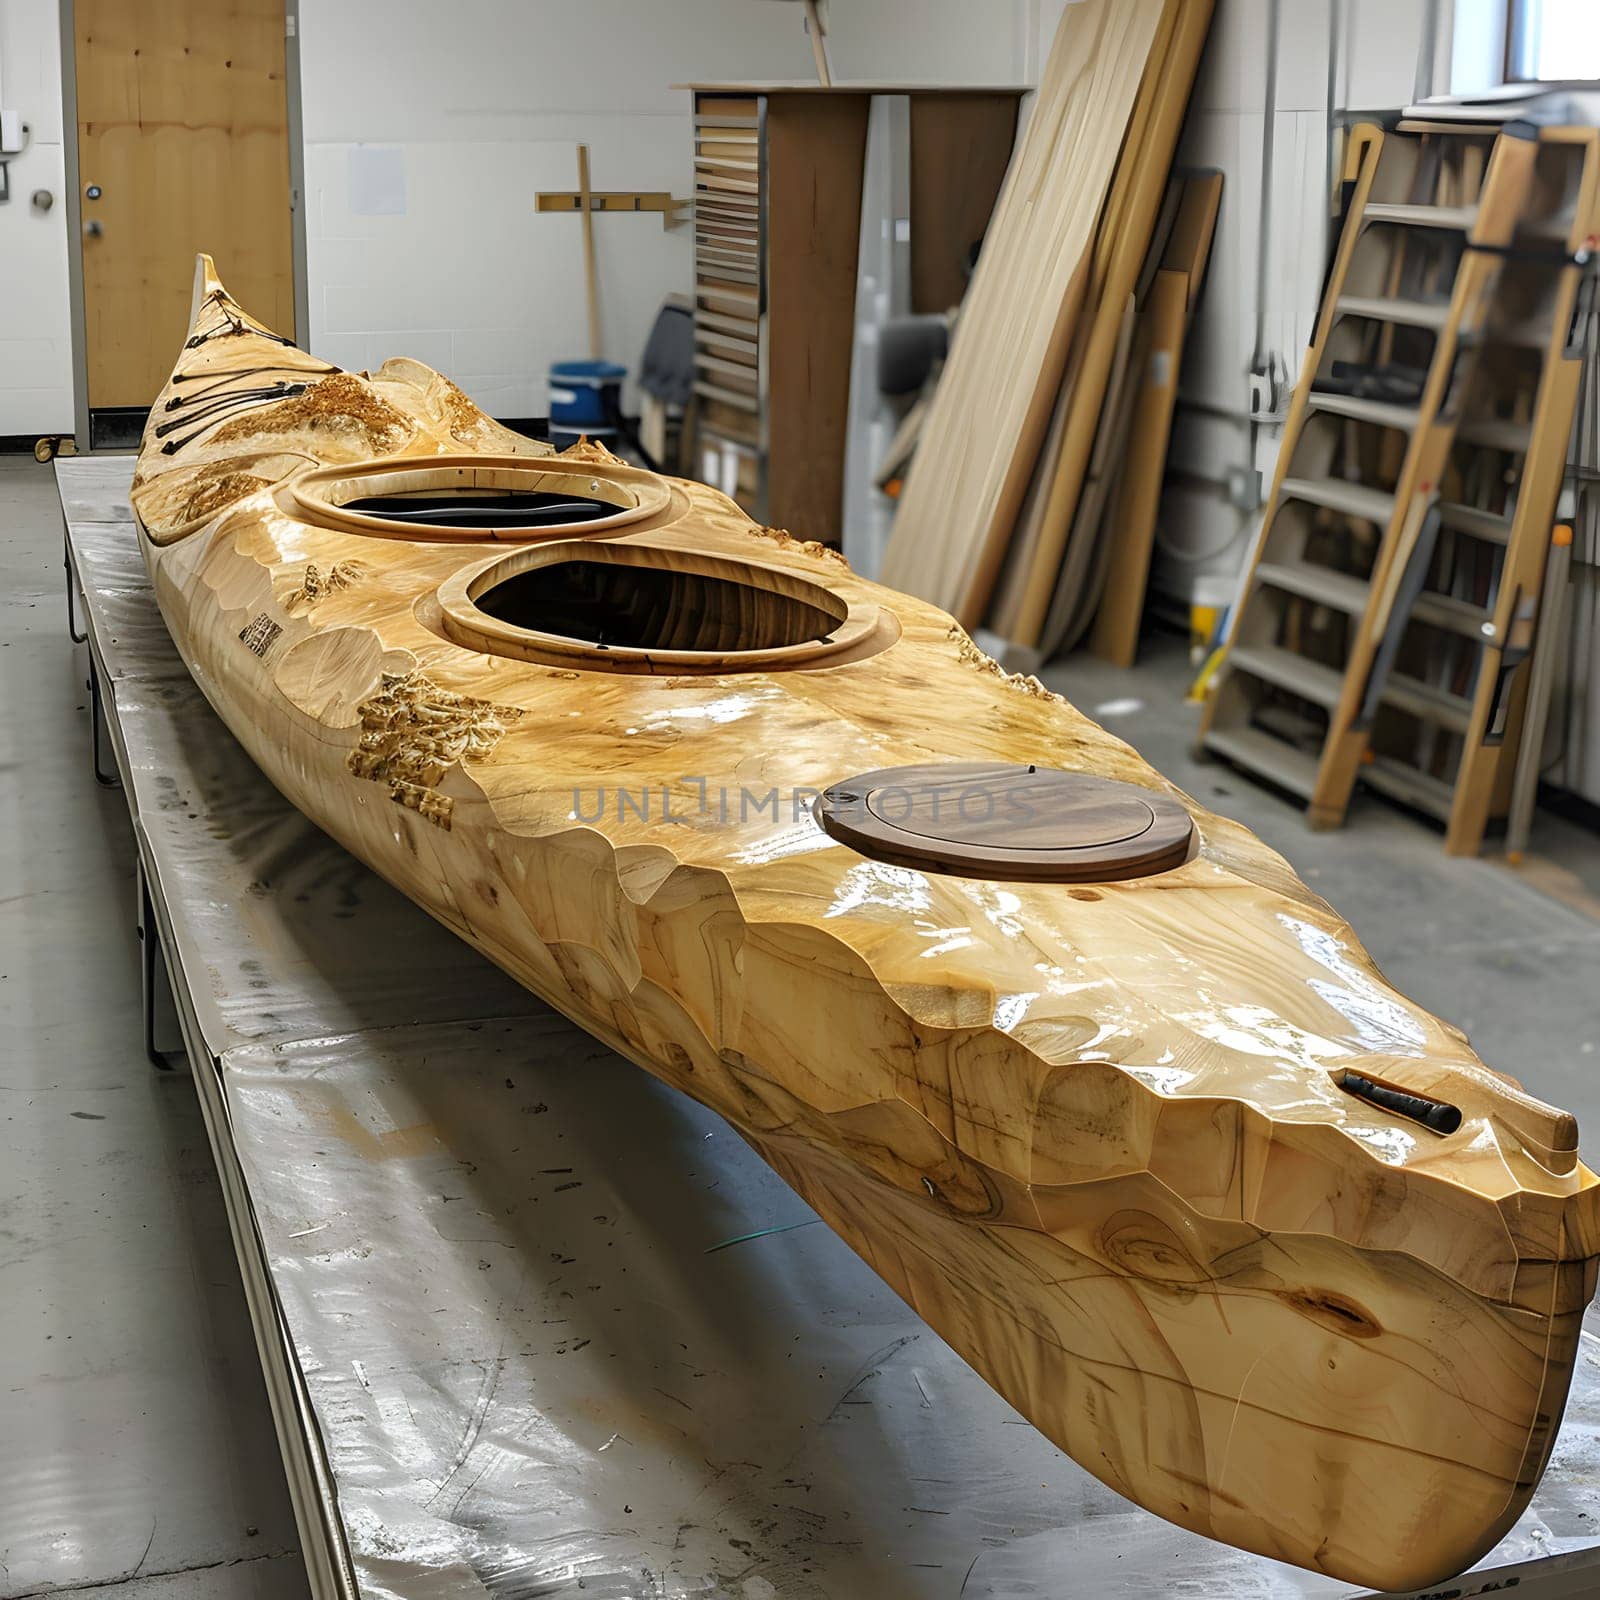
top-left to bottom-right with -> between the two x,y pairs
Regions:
137,858 -> 179,1071
66,535 -> 87,644
88,659 -> 121,788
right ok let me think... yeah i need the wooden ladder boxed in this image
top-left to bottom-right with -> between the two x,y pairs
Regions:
1360,125 -> 1600,854
1200,119 -> 1542,826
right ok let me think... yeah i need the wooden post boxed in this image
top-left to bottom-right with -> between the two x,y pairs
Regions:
577,144 -> 602,360
803,0 -> 832,86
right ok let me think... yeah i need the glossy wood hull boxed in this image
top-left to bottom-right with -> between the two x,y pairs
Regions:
135,259 -> 1600,1591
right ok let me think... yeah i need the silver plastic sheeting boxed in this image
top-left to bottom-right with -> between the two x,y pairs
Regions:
222,1018 -> 1600,1600
58,459 -> 1600,1599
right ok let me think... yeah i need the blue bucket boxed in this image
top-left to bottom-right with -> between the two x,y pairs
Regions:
549,359 -> 627,446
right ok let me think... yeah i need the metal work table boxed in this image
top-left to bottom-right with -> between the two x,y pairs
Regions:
58,455 -> 1600,1599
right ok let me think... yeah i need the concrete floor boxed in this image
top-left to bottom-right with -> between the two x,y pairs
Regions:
3,449 -> 1599,1597
1,454 -> 307,1599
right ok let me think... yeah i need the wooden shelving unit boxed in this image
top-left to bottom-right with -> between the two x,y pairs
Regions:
685,82 -> 1022,544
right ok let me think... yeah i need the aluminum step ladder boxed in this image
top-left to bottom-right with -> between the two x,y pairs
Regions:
1200,119 -> 1542,827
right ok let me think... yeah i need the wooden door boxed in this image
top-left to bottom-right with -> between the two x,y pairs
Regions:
75,0 -> 294,409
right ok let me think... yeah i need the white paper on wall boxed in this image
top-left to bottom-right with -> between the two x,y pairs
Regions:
347,145 -> 407,217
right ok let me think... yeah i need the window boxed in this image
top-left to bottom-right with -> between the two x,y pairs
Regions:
1506,0 -> 1600,82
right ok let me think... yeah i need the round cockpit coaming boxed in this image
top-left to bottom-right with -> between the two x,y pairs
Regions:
433,541 -> 896,674
287,455 -> 678,542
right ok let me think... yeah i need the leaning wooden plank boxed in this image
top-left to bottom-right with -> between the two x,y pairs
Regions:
984,3 -> 1192,643
1066,271 -> 1191,663
994,373 -> 1073,650
977,1 -> 1188,638
1002,0 -> 1215,647
1162,166 -> 1224,316
1086,170 -> 1223,666
1047,172 -> 1223,662
878,0 -> 1167,620
1025,292 -> 1141,656
989,171 -> 1189,661
134,257 -> 1600,1594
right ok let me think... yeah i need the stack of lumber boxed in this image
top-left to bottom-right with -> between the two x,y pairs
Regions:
879,0 -> 1216,664
1035,168 -> 1221,665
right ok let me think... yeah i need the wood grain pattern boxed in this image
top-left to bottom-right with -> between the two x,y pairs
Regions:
764,92 -> 871,543
908,93 -> 1021,314
75,0 -> 293,409
133,259 -> 1600,1592
817,763 -> 1195,881
879,0 -> 1168,620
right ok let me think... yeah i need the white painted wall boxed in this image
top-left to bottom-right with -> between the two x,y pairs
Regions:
0,0 -> 72,437
297,0 -> 1025,419
0,0 -> 1519,479
1450,0 -> 1507,94
1148,0 -> 1455,605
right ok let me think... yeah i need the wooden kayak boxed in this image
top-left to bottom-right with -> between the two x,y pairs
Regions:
135,257 -> 1599,1591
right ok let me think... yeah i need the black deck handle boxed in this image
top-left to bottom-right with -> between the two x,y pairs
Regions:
1342,1071 -> 1463,1135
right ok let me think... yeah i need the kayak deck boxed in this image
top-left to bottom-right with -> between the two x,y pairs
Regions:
127,257 -> 1600,1591
64,462 -> 1600,1599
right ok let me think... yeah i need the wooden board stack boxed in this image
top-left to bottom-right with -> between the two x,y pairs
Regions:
690,91 -> 767,509
879,0 -> 1215,659
1044,168 -> 1222,664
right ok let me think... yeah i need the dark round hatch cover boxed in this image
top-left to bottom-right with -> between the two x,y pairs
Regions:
816,762 -> 1194,883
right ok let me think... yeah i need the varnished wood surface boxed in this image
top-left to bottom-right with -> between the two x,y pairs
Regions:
132,258 -> 1600,1592
434,537 -> 896,675
817,764 -> 1195,881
